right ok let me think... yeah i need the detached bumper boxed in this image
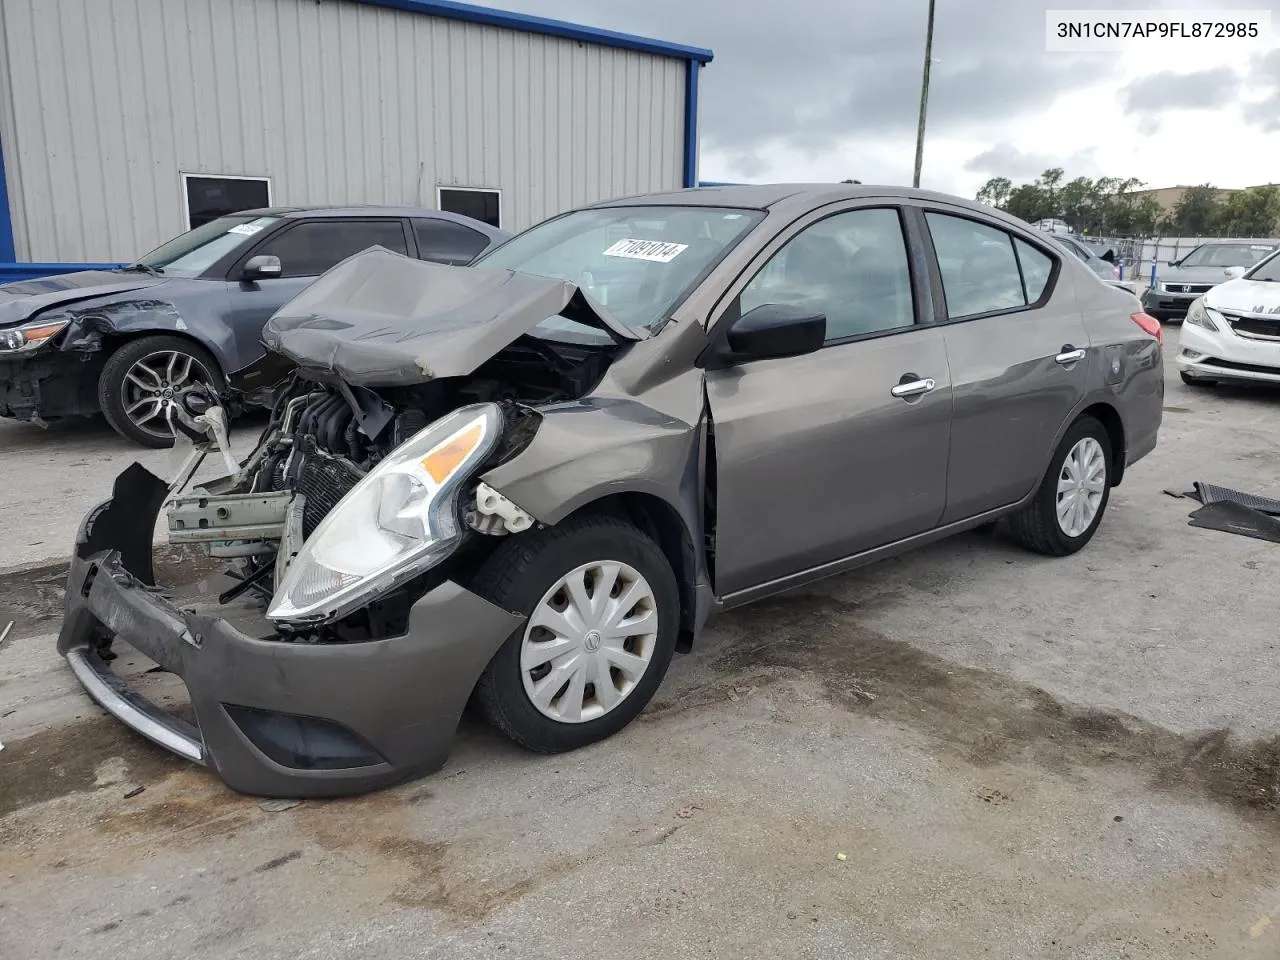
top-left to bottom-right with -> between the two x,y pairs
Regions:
57,466 -> 523,798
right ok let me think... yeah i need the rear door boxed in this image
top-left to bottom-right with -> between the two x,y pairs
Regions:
705,203 -> 953,598
220,218 -> 412,368
918,207 -> 1091,523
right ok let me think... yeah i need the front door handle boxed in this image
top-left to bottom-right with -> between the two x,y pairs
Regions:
890,377 -> 936,399
1055,346 -> 1086,365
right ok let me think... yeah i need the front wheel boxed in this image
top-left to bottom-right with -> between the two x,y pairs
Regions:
1008,416 -> 1113,557
98,335 -> 225,448
470,513 -> 680,754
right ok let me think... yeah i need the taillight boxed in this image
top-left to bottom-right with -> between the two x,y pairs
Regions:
1131,311 -> 1162,346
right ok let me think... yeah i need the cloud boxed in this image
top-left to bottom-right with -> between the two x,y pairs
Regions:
964,145 -> 1100,180
1119,68 -> 1240,114
491,0 -> 1123,155
1243,49 -> 1280,133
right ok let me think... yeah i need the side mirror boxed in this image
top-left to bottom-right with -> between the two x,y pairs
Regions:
1167,259 -> 1180,267
725,303 -> 826,361
1224,265 -> 1246,279
241,255 -> 282,281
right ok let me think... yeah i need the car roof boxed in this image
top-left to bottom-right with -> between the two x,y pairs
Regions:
590,183 -> 1031,228
234,206 -> 510,236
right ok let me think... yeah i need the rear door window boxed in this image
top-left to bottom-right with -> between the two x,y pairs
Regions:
926,213 -> 1055,319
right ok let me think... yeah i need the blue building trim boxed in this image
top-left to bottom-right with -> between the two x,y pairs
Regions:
0,127 -> 15,262
683,60 -> 700,188
358,0 -> 714,62
697,181 -> 742,187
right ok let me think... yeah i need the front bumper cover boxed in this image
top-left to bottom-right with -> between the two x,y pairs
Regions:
57,464 -> 524,798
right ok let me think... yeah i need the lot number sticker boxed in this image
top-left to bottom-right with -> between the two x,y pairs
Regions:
603,238 -> 689,263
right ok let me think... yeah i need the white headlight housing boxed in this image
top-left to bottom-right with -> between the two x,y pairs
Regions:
267,402 -> 504,624
1184,298 -> 1222,332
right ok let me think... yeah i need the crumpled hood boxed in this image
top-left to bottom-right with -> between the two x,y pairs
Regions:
1204,278 -> 1280,316
0,270 -> 166,328
262,247 -> 641,387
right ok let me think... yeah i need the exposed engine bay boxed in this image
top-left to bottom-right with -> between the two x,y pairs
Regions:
164,334 -> 618,642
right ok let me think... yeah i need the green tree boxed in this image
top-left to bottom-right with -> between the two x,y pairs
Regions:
1167,184 -> 1223,235
975,176 -> 1013,209
1131,196 -> 1162,235
1004,183 -> 1051,223
1216,185 -> 1280,236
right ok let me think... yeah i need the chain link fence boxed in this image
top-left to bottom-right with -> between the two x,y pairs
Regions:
1076,234 -> 1279,290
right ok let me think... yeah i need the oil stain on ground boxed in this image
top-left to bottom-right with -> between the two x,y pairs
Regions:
662,592 -> 1280,821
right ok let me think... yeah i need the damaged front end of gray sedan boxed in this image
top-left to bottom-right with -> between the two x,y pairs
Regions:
57,247 -> 715,798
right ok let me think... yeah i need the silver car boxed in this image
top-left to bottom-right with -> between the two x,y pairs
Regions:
57,185 -> 1165,797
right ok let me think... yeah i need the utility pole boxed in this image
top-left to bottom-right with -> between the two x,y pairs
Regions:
912,0 -> 937,189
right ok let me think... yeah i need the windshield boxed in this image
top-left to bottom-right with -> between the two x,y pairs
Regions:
1246,249 -> 1280,282
134,215 -> 281,275
1179,243 -> 1277,268
474,206 -> 763,334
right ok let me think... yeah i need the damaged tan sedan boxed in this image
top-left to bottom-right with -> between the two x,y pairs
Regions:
57,185 -> 1164,797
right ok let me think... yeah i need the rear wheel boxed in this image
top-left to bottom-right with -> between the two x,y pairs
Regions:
470,513 -> 679,754
99,335 -> 224,448
1008,416 -> 1112,557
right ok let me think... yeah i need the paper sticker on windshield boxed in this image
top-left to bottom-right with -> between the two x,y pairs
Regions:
603,238 -> 688,263
229,223 -> 266,236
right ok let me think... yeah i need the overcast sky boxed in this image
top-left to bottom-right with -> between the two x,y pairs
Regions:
496,0 -> 1280,198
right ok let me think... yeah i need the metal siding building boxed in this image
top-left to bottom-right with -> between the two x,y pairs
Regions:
0,0 -> 711,273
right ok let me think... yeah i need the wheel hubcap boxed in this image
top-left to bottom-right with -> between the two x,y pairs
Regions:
120,350 -> 212,440
520,560 -> 658,724
1055,437 -> 1107,538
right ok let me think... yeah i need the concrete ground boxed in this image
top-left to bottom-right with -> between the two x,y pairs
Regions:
2,330 -> 1279,960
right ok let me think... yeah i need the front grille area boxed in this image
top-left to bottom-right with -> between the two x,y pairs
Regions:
1223,313 -> 1280,341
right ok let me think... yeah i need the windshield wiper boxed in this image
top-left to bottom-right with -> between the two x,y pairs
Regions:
119,263 -> 164,277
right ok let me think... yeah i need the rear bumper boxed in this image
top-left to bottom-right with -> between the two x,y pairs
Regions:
0,350 -> 101,421
57,465 -> 523,798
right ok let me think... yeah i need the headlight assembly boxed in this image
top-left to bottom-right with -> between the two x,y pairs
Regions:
1184,298 -> 1221,332
0,314 -> 70,352
267,402 -> 504,624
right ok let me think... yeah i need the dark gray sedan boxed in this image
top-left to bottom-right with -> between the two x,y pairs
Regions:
0,207 -> 508,445
57,184 -> 1164,797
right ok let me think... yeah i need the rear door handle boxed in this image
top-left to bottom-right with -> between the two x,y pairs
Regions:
1055,347 -> 1086,365
890,377 -> 936,399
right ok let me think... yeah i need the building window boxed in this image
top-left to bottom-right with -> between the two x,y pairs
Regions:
438,187 -> 501,229
183,175 -> 271,230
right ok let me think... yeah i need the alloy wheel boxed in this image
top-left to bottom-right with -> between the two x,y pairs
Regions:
119,349 -> 213,442
520,560 -> 659,724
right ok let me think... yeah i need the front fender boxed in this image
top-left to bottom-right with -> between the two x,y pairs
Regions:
60,300 -> 235,373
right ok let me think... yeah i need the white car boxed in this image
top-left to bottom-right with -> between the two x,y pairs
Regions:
1176,249 -> 1280,387
1032,218 -> 1074,236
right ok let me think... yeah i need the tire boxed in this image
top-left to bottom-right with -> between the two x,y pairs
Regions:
98,335 -> 225,448
1180,370 -> 1214,387
1008,415 -> 1113,557
470,513 -> 680,755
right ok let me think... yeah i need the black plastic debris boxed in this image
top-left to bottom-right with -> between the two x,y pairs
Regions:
1188,501 -> 1280,544
1193,482 -> 1280,515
